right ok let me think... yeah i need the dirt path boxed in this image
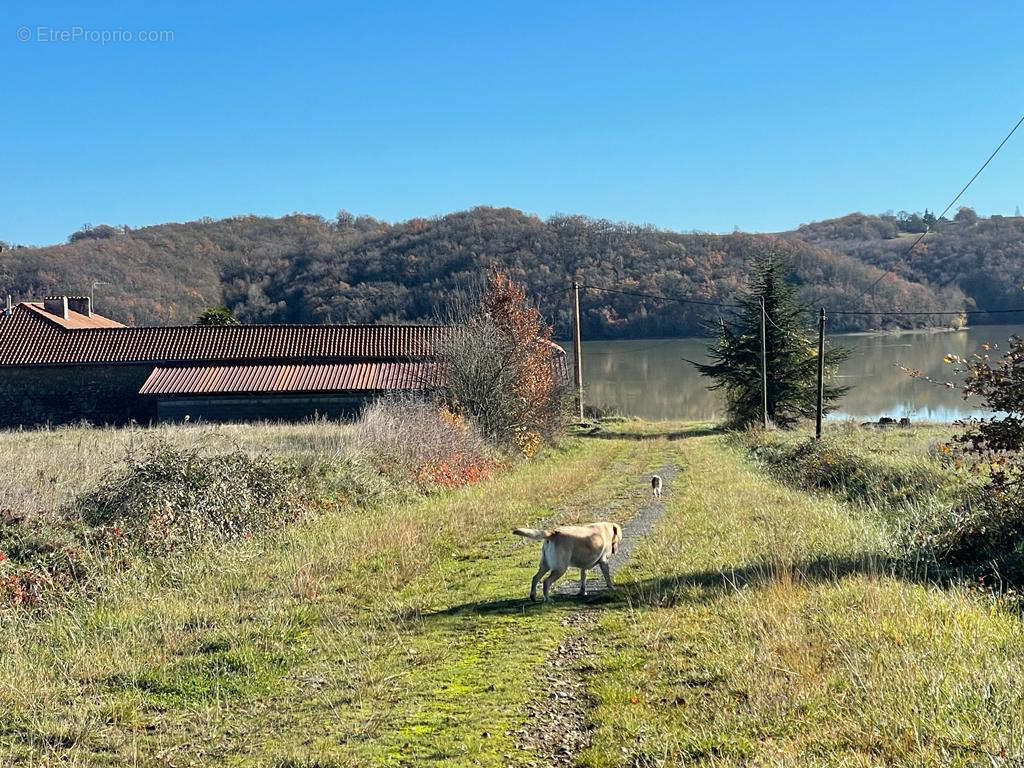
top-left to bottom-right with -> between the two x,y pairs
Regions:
514,463 -> 679,767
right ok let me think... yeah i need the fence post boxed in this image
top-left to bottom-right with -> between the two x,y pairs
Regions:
760,296 -> 768,429
816,307 -> 825,439
572,281 -> 584,420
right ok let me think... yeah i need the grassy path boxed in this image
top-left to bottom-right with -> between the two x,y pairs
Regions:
2,436 -> 670,767
5,427 -> 1024,767
515,460 -> 680,766
581,431 -> 1024,767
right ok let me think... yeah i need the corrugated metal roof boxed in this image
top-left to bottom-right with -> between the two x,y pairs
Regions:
0,303 -> 450,366
139,362 -> 438,395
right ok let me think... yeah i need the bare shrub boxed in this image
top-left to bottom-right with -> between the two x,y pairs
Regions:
354,395 -> 494,488
1,440 -> 307,609
433,273 -> 569,454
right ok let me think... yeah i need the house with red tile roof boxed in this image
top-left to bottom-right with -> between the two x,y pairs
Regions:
0,295 -> 566,426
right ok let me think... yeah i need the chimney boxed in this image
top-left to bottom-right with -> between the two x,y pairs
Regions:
67,296 -> 91,316
43,296 -> 69,320
4,295 -> 10,317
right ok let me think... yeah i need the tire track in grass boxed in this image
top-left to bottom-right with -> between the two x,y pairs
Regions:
514,463 -> 679,767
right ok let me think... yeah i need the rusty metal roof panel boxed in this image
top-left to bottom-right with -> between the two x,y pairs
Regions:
138,362 -> 438,396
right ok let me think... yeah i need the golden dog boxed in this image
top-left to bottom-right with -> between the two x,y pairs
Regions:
513,522 -> 622,601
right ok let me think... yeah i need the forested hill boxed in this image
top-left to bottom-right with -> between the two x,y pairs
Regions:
1,207 -> 1020,338
790,209 -> 1024,325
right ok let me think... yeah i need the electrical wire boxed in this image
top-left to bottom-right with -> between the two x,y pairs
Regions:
829,306 -> 1024,316
581,283 -> 743,308
851,111 -> 1024,303
533,285 -> 571,300
763,308 -> 811,342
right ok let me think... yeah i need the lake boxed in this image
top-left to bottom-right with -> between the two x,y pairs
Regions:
568,324 -> 1024,422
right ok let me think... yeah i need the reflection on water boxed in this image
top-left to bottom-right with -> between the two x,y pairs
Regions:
570,325 -> 1022,422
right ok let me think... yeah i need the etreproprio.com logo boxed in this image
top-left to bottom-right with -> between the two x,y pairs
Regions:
17,26 -> 175,44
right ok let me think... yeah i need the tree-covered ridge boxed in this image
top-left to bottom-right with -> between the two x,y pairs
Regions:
1,206 -> 1019,337
791,208 -> 1024,323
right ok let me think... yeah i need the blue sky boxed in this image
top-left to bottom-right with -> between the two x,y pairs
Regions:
3,1 -> 1023,245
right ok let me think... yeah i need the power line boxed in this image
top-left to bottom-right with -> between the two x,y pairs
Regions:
533,285 -> 571,300
830,306 -> 1024,316
763,308 -> 810,341
581,283 -> 743,308
542,278 -> 1024,323
852,111 -> 1024,303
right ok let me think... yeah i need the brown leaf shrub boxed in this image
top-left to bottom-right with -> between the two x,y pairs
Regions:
434,272 -> 569,454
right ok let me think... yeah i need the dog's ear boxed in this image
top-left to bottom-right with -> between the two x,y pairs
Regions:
611,523 -> 621,553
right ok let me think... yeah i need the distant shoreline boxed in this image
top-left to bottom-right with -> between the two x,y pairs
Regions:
565,321 -> 1024,346
565,326 -> 973,345
837,326 -> 967,338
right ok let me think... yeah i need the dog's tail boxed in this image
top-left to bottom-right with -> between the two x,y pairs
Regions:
512,527 -> 552,541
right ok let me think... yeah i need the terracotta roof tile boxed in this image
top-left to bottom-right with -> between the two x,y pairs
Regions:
0,304 -> 448,366
22,302 -> 126,329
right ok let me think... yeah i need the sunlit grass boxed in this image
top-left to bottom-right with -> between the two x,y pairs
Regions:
582,432 -> 1024,767
0,423 -> 668,765
3,421 -> 1023,766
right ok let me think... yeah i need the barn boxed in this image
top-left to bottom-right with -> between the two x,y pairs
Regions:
0,295 -> 470,427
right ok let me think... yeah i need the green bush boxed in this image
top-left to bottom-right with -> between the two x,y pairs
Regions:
738,429 -> 1023,576
76,441 -> 304,550
742,431 -> 954,510
899,496 -> 1024,571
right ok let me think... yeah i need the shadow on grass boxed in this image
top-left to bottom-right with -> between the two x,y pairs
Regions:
579,425 -> 722,442
416,552 -> 946,620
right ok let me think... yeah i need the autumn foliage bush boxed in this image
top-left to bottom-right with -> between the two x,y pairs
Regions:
435,272 -> 568,454
932,335 -> 1024,574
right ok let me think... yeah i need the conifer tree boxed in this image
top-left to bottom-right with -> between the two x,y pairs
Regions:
196,306 -> 240,326
693,254 -> 848,427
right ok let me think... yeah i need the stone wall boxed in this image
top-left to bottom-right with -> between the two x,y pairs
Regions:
0,365 -> 156,427
155,394 -> 370,423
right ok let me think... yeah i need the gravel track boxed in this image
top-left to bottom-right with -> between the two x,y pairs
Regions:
555,463 -> 678,596
515,463 -> 678,766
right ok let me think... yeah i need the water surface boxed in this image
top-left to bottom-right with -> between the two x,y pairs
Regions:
568,324 -> 1023,422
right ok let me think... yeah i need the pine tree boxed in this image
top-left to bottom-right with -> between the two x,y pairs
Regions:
196,306 -> 240,326
693,255 -> 849,428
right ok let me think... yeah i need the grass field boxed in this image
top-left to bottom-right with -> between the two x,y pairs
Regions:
2,420 -> 1022,766
1,422 -> 360,511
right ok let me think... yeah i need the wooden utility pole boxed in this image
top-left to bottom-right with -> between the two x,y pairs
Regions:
572,281 -> 584,420
815,307 -> 826,439
760,296 -> 768,429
